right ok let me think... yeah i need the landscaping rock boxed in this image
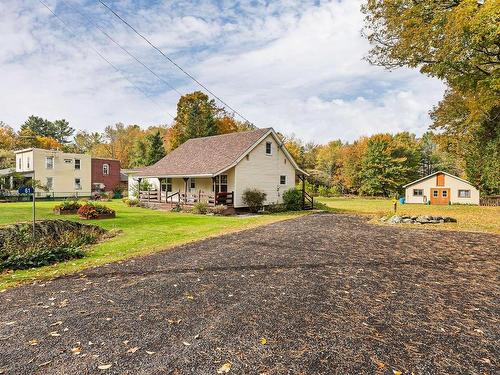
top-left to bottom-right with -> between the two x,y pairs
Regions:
386,215 -> 457,225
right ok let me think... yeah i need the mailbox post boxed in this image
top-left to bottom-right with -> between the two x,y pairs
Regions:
18,186 -> 35,238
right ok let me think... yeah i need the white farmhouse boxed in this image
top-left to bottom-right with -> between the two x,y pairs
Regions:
129,127 -> 311,209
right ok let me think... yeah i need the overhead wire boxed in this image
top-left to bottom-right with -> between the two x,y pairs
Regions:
37,0 -> 176,120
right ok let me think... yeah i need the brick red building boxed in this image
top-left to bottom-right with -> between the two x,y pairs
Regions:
91,158 -> 121,192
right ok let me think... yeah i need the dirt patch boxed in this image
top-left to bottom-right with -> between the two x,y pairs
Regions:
0,214 -> 498,374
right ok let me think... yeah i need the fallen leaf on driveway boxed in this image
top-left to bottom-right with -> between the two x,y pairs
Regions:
71,347 -> 81,355
393,371 -> 402,375
49,332 -> 60,337
50,321 -> 63,327
5,321 -> 16,326
167,319 -> 181,325
259,338 -> 267,345
38,361 -> 51,367
98,364 -> 112,370
28,339 -> 39,346
127,347 -> 139,353
146,351 -> 155,355
186,295 -> 194,300
182,341 -> 191,346
217,362 -> 231,373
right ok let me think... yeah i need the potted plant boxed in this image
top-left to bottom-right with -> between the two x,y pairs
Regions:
53,200 -> 82,215
78,202 -> 116,220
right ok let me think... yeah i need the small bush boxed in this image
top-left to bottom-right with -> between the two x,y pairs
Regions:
208,205 -> 226,215
78,202 -> 115,219
242,189 -> 267,213
170,204 -> 182,212
192,202 -> 209,214
112,184 -> 125,198
122,198 -> 138,207
283,188 -> 303,211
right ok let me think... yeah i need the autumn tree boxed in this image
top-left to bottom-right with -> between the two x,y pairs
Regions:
362,0 -> 500,194
73,131 -> 103,153
169,91 -> 219,150
20,116 -> 74,143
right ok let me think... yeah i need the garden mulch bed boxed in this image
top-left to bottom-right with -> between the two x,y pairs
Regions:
0,214 -> 498,374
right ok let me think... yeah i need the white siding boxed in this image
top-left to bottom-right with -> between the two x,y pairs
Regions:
405,174 -> 480,205
233,134 -> 296,208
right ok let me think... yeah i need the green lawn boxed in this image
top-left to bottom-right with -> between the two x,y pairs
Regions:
0,201 -> 306,289
317,196 -> 500,235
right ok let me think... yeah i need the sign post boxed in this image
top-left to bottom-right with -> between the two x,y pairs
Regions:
18,186 -> 35,238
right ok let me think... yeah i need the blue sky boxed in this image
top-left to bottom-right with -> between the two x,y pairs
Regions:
0,0 -> 445,142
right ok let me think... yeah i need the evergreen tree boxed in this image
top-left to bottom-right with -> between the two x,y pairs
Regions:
146,131 -> 166,166
129,139 -> 148,168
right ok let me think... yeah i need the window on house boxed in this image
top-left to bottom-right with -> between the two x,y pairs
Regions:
18,158 -> 22,170
190,178 -> 196,189
442,190 -> 448,197
458,189 -> 471,198
26,156 -> 30,169
280,175 -> 287,185
74,159 -> 81,170
433,190 -> 438,197
103,164 -> 109,175
46,177 -> 53,190
265,141 -> 272,155
213,175 -> 228,193
161,178 -> 173,193
413,189 -> 423,196
46,156 -> 54,169
64,159 -> 72,164
74,178 -> 81,190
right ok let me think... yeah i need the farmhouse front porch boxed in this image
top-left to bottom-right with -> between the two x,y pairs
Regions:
137,176 -> 234,208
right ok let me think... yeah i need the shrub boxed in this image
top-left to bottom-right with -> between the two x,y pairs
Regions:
192,202 -> 209,214
208,205 -> 226,215
78,202 -> 115,219
242,189 -> 267,213
112,184 -> 125,198
0,220 -> 106,271
282,188 -> 302,211
265,202 -> 286,213
122,198 -> 139,207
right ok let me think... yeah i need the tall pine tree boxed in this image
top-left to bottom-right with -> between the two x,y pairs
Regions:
146,131 -> 166,166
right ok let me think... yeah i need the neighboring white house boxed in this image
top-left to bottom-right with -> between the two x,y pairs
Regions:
129,127 -> 309,208
403,171 -> 480,205
14,148 -> 92,197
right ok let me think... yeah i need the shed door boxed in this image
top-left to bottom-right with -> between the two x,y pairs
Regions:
430,188 -> 450,205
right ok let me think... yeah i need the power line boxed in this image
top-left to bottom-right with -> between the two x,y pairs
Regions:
98,0 -> 253,125
59,0 -> 182,97
37,0 -> 175,120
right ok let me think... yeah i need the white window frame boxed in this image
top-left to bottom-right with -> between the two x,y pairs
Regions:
458,189 -> 471,198
74,178 -> 82,190
45,156 -> 54,170
413,189 -> 423,196
265,141 -> 272,155
280,175 -> 287,185
103,163 -> 110,175
74,159 -> 81,170
46,177 -> 53,190
18,157 -> 22,170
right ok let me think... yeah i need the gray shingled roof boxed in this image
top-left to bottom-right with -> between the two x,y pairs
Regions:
137,128 -> 272,177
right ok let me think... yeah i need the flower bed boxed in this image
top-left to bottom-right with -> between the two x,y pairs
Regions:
0,220 -> 106,271
78,202 -> 116,220
53,200 -> 82,215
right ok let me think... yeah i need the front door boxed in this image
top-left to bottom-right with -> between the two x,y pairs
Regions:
430,188 -> 450,205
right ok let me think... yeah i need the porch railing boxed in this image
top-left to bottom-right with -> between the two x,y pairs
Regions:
139,189 -> 234,207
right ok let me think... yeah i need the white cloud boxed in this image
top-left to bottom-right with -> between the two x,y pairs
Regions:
0,0 -> 445,143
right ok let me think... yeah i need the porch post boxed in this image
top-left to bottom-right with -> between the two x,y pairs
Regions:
301,174 -> 305,210
183,177 -> 189,204
137,178 -> 142,201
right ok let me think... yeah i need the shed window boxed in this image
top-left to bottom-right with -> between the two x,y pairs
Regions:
433,190 -> 438,197
442,190 -> 448,197
265,141 -> 272,155
280,175 -> 287,185
46,156 -> 54,169
413,189 -> 423,196
103,164 -> 109,175
458,189 -> 470,198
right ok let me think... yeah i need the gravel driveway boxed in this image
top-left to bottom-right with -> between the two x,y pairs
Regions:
0,214 -> 498,374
